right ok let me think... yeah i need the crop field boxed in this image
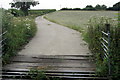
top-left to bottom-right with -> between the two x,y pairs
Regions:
45,11 -> 118,32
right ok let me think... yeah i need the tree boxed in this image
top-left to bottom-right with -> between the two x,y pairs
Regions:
95,4 -> 107,10
95,4 -> 101,10
10,0 -> 39,16
84,5 -> 95,10
101,5 -> 107,10
113,2 -> 120,11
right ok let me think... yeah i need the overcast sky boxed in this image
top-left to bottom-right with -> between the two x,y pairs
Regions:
0,0 -> 119,10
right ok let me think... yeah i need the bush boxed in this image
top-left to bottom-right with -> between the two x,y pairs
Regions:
86,16 -> 120,79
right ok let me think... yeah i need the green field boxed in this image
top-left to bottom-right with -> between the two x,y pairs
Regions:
45,11 -> 118,32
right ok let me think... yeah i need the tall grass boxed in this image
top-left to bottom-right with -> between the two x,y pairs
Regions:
2,10 -> 37,64
86,15 -> 120,79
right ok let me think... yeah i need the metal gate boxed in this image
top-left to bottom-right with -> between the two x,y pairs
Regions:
0,31 -> 7,57
100,24 -> 111,75
0,31 -> 7,80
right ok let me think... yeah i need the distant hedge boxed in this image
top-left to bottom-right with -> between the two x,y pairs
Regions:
29,9 -> 56,16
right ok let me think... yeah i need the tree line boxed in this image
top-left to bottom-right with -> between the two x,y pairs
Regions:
61,2 -> 120,11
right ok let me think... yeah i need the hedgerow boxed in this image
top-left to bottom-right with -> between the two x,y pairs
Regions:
29,9 -> 56,16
